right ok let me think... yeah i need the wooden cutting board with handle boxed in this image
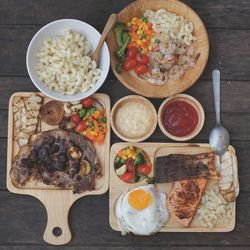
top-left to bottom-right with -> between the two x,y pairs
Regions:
7,92 -> 110,245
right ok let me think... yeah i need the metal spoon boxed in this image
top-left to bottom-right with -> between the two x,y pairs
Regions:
91,13 -> 117,63
209,69 -> 230,156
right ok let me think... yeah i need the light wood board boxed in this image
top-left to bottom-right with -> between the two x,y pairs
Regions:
7,92 -> 110,245
109,142 -> 239,233
107,0 -> 209,98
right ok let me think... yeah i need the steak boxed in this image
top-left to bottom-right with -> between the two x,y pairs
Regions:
10,129 -> 102,194
155,153 -> 217,183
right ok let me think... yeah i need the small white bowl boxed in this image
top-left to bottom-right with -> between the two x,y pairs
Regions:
26,19 -> 110,102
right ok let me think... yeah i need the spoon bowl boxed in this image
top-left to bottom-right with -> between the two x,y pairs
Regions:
209,125 -> 230,156
209,69 -> 230,156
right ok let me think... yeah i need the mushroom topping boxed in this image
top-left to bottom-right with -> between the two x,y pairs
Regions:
80,160 -> 91,175
68,146 -> 82,159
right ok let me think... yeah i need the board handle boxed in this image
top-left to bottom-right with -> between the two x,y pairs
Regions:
42,194 -> 73,245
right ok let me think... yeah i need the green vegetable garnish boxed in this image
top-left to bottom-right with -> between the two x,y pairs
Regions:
138,48 -> 143,53
115,35 -> 130,59
140,34 -> 146,39
120,158 -> 126,164
134,152 -> 145,166
115,156 -> 120,163
87,121 -> 94,128
114,22 -> 128,47
113,22 -> 131,73
141,16 -> 148,23
78,109 -> 86,119
155,38 -> 160,44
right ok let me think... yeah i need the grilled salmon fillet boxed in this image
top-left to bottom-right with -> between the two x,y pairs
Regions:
168,178 -> 207,227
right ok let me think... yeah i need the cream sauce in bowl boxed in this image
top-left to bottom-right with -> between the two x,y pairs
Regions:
111,95 -> 157,142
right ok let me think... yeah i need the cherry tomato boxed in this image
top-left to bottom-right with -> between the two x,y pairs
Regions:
123,58 -> 137,71
70,114 -> 81,123
81,97 -> 94,107
126,46 -> 138,58
126,158 -> 135,172
75,120 -> 87,133
135,54 -> 149,64
134,64 -> 148,74
120,172 -> 134,183
137,164 -> 152,176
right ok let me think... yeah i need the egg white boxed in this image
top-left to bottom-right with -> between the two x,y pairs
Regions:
115,184 -> 169,235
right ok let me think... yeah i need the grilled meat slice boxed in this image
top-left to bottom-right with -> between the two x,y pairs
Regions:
155,153 -> 217,183
168,178 -> 207,227
10,129 -> 102,194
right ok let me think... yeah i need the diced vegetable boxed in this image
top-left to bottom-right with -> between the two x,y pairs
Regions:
134,152 -> 145,166
114,146 -> 152,183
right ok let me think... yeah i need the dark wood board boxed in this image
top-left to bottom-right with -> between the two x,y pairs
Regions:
0,0 -> 250,248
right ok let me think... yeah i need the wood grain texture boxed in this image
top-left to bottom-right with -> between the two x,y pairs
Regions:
107,0 -> 209,98
0,0 -> 249,29
7,93 -> 110,245
0,0 -> 250,248
0,78 -> 250,113
109,143 -> 237,232
0,191 -> 249,246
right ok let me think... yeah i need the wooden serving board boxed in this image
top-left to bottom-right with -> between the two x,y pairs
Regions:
7,92 -> 110,245
109,143 -> 239,233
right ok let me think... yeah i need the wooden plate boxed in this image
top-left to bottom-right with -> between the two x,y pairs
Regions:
111,95 -> 157,142
158,94 -> 205,141
7,92 -> 110,245
107,0 -> 209,98
109,143 -> 239,233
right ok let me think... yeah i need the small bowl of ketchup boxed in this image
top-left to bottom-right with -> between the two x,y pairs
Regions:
158,94 -> 205,141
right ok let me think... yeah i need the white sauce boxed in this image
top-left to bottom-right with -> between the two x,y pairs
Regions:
115,102 -> 154,138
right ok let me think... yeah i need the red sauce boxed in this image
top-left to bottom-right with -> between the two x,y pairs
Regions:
161,101 -> 199,137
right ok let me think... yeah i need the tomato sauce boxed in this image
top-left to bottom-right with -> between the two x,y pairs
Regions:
161,101 -> 199,137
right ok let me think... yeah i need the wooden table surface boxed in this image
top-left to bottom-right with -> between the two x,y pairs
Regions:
1,0 -> 250,249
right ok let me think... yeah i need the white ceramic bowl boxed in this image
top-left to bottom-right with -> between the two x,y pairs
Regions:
26,19 -> 110,101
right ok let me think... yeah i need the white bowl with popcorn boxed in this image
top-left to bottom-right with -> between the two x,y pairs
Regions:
26,19 -> 110,101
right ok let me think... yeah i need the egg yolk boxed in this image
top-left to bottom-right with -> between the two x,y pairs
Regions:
128,189 -> 153,210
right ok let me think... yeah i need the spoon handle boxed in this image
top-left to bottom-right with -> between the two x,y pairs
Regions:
92,13 -> 117,62
212,69 -> 221,125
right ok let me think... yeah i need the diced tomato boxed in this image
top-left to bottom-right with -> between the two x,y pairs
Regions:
120,172 -> 134,183
135,54 -> 149,64
75,120 -> 87,133
134,64 -> 148,74
70,114 -> 81,123
126,158 -> 135,172
137,164 -> 152,176
123,58 -> 137,71
126,46 -> 137,58
81,97 -> 94,107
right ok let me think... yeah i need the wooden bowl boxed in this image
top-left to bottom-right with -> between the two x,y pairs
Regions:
107,0 -> 209,98
158,94 -> 205,141
111,95 -> 157,142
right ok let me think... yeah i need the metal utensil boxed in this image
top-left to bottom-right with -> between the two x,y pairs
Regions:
209,69 -> 230,156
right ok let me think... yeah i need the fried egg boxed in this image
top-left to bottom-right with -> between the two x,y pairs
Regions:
115,184 -> 169,235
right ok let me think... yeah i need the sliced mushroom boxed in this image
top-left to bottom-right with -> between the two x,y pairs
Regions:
66,121 -> 76,130
68,146 -> 82,159
80,160 -> 91,175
